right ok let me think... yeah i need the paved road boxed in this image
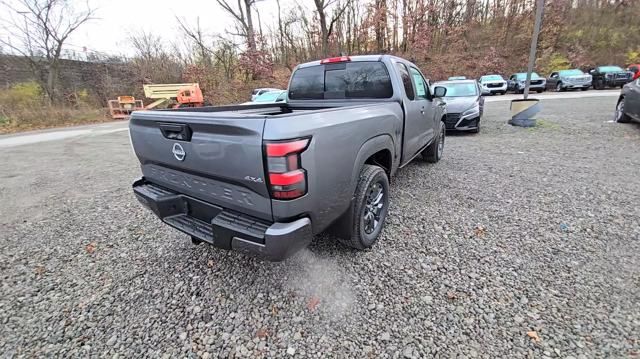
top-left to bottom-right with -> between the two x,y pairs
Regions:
1,94 -> 639,358
0,121 -> 128,148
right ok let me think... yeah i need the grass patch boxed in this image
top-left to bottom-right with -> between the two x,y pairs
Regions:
0,107 -> 111,134
527,119 -> 561,131
0,81 -> 113,134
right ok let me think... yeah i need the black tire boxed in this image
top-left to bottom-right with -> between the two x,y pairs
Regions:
339,165 -> 390,250
536,89 -> 543,93
581,87 -> 589,91
556,82 -> 564,92
191,236 -> 203,245
501,91 -> 506,95
595,79 -> 604,90
471,120 -> 480,133
615,97 -> 631,123
422,121 -> 445,163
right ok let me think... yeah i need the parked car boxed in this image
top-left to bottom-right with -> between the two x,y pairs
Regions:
589,66 -> 633,89
251,88 -> 281,101
479,74 -> 507,95
628,64 -> 640,80
507,72 -> 546,93
546,69 -> 592,92
434,79 -> 484,133
243,90 -> 287,105
615,77 -> 640,123
448,76 -> 467,80
129,55 -> 448,261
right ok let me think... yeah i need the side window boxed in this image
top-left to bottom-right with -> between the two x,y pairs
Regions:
409,67 -> 429,100
551,72 -> 558,78
395,63 -> 415,100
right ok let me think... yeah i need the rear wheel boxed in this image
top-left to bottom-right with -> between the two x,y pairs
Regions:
422,121 -> 445,163
556,82 -> 564,92
615,98 -> 631,123
339,165 -> 390,250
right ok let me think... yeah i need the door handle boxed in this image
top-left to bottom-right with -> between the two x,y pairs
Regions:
159,123 -> 192,141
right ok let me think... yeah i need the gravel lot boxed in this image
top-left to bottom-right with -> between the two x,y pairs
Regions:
1,95 -> 639,358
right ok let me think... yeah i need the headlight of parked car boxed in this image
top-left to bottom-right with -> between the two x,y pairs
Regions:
462,105 -> 480,117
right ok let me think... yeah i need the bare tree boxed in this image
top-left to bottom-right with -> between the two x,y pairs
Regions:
215,0 -> 258,52
313,0 -> 351,56
129,31 -> 183,84
0,0 -> 96,104
176,16 -> 213,67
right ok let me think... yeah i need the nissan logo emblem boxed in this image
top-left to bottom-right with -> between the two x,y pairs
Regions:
172,143 -> 186,161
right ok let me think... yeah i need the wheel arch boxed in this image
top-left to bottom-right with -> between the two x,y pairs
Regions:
350,135 -> 395,193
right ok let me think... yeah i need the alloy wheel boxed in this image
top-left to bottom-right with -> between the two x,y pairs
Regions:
616,99 -> 625,122
363,182 -> 384,234
437,125 -> 445,158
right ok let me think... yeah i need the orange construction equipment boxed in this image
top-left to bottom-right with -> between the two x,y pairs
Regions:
142,83 -> 204,109
108,83 -> 205,120
108,96 -> 144,120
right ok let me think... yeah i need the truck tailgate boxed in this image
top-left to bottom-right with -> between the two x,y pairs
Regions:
129,111 -> 272,221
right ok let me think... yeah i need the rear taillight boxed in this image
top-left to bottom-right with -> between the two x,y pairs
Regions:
265,138 -> 310,200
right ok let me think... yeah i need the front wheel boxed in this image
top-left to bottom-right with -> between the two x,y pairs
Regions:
594,80 -> 604,90
615,98 -> 631,123
339,165 -> 390,250
556,82 -> 564,92
472,120 -> 480,134
422,121 -> 445,163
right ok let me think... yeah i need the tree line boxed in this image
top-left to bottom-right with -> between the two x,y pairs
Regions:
1,0 -> 639,106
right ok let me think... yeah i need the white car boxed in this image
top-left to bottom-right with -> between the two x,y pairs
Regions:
251,88 -> 282,101
479,75 -> 507,95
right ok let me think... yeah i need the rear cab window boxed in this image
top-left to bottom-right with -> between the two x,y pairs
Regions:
289,61 -> 393,100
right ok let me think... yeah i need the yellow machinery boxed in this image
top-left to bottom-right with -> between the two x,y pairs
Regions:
108,96 -> 144,120
108,83 -> 205,120
142,83 -> 204,109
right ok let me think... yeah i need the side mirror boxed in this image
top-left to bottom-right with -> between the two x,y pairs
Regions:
434,86 -> 447,98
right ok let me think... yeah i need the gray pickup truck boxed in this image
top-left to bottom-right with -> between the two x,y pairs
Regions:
129,55 -> 448,261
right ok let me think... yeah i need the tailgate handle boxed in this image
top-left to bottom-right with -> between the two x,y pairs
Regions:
159,123 -> 192,141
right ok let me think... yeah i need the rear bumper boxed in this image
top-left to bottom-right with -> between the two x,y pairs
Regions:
133,178 -> 312,261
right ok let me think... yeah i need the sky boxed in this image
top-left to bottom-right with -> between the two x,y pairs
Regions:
1,0 -> 298,58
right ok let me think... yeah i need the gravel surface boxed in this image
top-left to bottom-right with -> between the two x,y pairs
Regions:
1,95 -> 639,358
